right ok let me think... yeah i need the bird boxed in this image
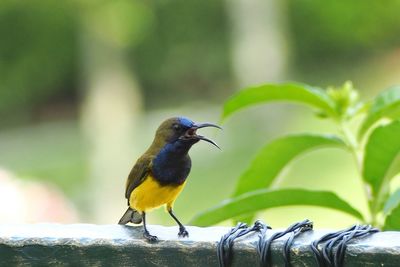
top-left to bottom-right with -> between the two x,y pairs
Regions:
118,117 -> 221,242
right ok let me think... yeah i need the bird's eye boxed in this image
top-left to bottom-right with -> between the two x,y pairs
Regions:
173,124 -> 181,131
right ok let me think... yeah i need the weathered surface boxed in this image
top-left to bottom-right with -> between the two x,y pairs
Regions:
0,224 -> 399,266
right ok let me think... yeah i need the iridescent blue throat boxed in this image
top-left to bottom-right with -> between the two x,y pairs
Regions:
152,140 -> 194,185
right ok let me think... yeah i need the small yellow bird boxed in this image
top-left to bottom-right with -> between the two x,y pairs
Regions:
118,117 -> 220,242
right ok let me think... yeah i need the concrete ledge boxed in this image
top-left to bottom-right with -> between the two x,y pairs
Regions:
0,224 -> 399,266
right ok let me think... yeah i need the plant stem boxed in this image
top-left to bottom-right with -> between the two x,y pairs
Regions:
340,121 -> 361,169
339,120 -> 374,224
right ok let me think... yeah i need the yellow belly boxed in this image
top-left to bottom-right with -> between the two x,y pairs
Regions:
129,175 -> 186,212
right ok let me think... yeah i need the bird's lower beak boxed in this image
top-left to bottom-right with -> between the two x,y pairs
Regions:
197,135 -> 221,149
186,123 -> 222,149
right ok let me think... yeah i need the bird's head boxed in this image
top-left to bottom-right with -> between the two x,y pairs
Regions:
154,117 -> 221,149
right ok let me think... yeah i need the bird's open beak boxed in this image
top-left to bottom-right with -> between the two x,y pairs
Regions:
184,122 -> 222,149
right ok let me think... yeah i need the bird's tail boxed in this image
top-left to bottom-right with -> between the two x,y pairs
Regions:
118,207 -> 143,225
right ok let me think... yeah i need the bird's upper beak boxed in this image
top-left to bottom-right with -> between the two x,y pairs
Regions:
183,122 -> 222,149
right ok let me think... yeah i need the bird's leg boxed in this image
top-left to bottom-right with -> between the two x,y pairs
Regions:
142,212 -> 158,242
168,208 -> 189,237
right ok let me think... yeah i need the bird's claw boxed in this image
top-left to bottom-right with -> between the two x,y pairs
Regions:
144,231 -> 158,242
178,227 -> 189,238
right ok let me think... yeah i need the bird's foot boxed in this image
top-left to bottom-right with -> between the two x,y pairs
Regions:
144,231 -> 158,242
178,227 -> 189,238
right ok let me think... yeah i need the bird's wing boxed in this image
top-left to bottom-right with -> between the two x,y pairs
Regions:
125,155 -> 153,202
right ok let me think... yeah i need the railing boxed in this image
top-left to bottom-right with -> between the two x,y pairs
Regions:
0,224 -> 399,266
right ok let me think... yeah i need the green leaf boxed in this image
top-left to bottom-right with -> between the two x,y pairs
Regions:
383,202 -> 400,230
384,189 -> 400,215
222,83 -> 336,120
232,134 -> 347,197
363,120 -> 400,209
359,86 -> 400,139
190,188 -> 364,226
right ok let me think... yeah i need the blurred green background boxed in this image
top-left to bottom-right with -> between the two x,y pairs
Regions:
1,0 -> 400,227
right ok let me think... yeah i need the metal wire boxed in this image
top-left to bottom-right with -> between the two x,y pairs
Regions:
257,219 -> 313,267
217,220 -> 271,267
217,220 -> 378,267
311,224 -> 379,267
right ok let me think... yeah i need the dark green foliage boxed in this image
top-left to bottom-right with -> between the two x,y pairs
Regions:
131,0 -> 232,108
3,0 -> 400,124
0,0 -> 78,124
288,0 -> 400,65
0,0 -> 233,126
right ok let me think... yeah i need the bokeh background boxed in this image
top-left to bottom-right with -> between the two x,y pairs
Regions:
1,0 -> 400,227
